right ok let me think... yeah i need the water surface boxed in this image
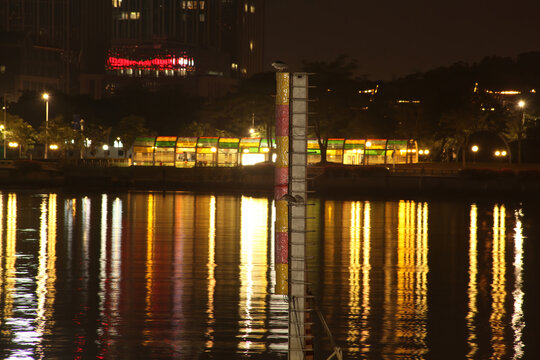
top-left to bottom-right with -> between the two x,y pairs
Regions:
0,191 -> 539,359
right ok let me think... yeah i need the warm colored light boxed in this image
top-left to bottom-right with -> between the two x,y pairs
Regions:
501,151 -> 507,156
243,148 -> 249,153
0,125 -> 4,130
249,128 -> 255,134
518,100 -> 525,108
471,145 -> 479,152
42,93 -> 49,100
424,149 -> 430,155
365,141 -> 372,147
8,142 -> 18,148
262,148 -> 270,153
103,144 -> 109,151
419,150 -> 424,155
49,144 -> 58,150
210,147 -> 217,153
495,151 -> 501,156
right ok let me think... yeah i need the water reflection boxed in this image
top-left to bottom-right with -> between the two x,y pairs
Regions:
491,205 -> 506,358
467,204 -> 479,358
512,207 -> 524,359
0,192 -> 537,359
238,196 -> 268,352
394,201 -> 428,357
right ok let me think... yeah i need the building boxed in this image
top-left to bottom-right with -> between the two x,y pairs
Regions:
0,0 -> 264,99
0,0 -> 111,99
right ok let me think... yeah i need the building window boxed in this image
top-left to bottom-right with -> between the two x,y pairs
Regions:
250,5 -> 255,13
244,3 -> 248,12
200,1 -> 205,9
182,1 -> 186,9
249,41 -> 254,51
112,0 -> 122,8
116,12 -> 140,20
0,65 -> 5,74
199,13 -> 205,22
231,63 -> 238,70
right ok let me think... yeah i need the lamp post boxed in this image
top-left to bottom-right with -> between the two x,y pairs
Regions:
2,94 -> 6,159
364,141 -> 372,165
249,113 -> 255,136
471,145 -> 479,163
517,100 -> 525,164
42,93 -> 50,159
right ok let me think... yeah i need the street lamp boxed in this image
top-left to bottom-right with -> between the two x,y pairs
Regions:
364,141 -> 372,165
517,100 -> 526,163
249,113 -> 255,136
471,145 -> 479,163
2,94 -> 6,159
42,93 -> 50,159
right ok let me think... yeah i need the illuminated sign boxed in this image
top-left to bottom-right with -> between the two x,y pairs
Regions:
107,55 -> 194,70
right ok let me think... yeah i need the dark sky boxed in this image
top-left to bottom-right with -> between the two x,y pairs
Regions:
264,0 -> 540,80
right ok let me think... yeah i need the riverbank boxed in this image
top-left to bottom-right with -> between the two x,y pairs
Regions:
1,160 -> 539,198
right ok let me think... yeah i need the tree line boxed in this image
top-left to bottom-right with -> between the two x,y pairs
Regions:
3,52 -> 539,162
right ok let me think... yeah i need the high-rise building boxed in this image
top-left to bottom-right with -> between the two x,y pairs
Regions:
0,0 -> 264,99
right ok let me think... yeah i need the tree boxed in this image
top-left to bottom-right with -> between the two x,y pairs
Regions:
302,55 -> 363,163
438,106 -> 488,165
193,72 -> 275,139
3,114 -> 37,158
111,115 -> 153,151
35,115 -> 85,158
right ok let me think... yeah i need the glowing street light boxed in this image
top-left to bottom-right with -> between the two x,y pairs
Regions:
517,100 -> 526,163
364,141 -> 372,165
42,93 -> 50,159
2,94 -> 6,159
471,145 -> 479,163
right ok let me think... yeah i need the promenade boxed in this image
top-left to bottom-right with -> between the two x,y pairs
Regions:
0,160 -> 539,198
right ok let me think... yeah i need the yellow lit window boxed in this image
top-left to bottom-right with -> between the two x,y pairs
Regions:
112,0 -> 122,8
200,1 -> 205,10
250,5 -> 255,13
249,41 -> 254,51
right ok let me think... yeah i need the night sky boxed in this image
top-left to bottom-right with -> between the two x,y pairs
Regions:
264,0 -> 540,80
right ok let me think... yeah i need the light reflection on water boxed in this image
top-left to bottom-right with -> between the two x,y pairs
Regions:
0,191 -> 538,359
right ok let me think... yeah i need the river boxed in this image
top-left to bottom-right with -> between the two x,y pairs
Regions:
0,190 -> 538,359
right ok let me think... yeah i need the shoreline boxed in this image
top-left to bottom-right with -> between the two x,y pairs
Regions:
1,161 -> 539,199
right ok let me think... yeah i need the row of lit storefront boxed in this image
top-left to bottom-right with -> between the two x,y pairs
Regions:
132,137 -> 419,167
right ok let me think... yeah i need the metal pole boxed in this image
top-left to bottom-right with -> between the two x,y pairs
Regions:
45,98 -> 49,159
289,73 -> 310,360
2,94 -> 6,159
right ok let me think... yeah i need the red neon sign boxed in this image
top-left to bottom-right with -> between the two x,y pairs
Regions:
107,55 -> 194,70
